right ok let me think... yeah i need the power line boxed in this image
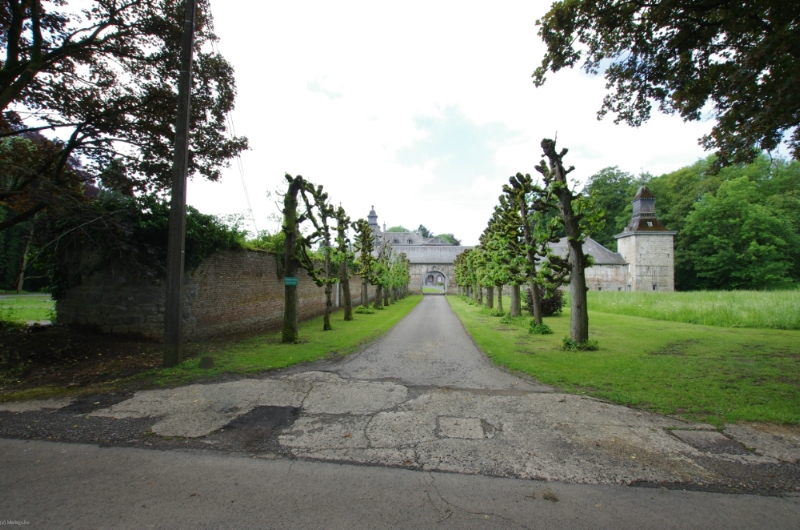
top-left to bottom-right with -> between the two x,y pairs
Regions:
208,34 -> 258,236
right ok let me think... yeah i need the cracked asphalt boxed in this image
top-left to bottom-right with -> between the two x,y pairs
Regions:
1,295 -> 799,528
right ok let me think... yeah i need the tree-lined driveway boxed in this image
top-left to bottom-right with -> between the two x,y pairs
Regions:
2,296 -> 797,493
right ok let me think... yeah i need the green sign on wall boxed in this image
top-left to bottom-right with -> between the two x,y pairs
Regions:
284,276 -> 299,286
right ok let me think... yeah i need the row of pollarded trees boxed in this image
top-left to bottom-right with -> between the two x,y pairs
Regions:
279,174 -> 411,344
454,139 -> 603,345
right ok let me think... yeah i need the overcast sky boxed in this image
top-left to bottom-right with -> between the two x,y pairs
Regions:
189,0 -> 715,245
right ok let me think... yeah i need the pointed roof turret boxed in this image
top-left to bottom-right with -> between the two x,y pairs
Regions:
615,185 -> 674,236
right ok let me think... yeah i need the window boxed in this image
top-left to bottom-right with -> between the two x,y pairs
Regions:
407,239 -> 413,244
653,284 -> 657,291
393,239 -> 399,244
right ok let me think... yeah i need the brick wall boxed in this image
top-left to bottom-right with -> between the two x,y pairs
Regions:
56,250 -> 370,340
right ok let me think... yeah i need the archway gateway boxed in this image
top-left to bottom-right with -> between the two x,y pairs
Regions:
421,269 -> 448,294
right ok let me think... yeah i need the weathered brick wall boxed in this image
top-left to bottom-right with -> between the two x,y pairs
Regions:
56,250 -> 370,340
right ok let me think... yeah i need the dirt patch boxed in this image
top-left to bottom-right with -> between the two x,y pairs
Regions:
649,339 -> 700,356
0,324 -> 259,398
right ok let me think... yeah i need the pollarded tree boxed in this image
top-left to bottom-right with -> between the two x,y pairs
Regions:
352,218 -> 375,308
300,184 -> 338,331
481,195 -> 527,316
280,174 -> 311,343
333,206 -> 354,321
533,0 -> 800,169
534,139 -> 603,344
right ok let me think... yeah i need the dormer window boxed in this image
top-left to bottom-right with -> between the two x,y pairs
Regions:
407,239 -> 413,244
393,239 -> 399,244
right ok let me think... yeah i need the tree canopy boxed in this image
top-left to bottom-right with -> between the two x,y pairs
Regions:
1,0 -> 247,231
534,0 -> 800,169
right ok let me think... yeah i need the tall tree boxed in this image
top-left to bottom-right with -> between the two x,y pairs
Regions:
535,139 -> 602,343
1,0 -> 247,231
534,0 -> 800,169
681,177 -> 795,289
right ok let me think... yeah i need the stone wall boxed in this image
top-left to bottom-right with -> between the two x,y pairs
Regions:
56,250 -> 371,340
584,264 -> 628,291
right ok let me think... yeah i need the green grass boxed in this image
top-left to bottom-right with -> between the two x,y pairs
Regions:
423,287 -> 443,293
145,295 -> 422,387
449,296 -> 800,426
587,290 -> 800,330
0,294 -> 54,323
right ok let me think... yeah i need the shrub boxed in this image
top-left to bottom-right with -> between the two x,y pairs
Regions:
561,337 -> 599,351
354,305 -> 375,314
526,287 -> 565,317
529,322 -> 554,335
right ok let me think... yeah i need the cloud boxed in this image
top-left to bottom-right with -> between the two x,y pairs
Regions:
307,78 -> 342,100
396,106 -> 524,186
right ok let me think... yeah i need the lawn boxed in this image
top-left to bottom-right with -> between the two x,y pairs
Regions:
0,294 -> 54,323
449,295 -> 800,426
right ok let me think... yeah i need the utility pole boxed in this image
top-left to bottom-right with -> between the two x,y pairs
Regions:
163,0 -> 197,368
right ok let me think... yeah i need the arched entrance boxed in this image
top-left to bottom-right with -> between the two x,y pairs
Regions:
422,269 -> 448,295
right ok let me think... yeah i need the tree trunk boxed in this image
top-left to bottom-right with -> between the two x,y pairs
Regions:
323,281 -> 333,330
374,285 -> 383,310
340,261 -> 353,321
383,285 -> 390,306
361,278 -> 369,308
486,286 -> 494,308
497,285 -> 504,313
478,286 -> 483,304
281,176 -> 304,344
568,239 -> 589,342
510,284 -> 521,317
322,251 -> 333,330
15,223 -> 34,293
518,191 -> 543,325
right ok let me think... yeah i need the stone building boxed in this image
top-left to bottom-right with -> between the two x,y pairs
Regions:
367,207 -> 469,295
367,184 -> 676,295
613,185 -> 677,291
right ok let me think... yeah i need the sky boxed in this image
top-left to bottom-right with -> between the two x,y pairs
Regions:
188,0 -> 716,246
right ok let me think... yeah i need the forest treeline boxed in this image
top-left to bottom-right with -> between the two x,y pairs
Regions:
586,155 -> 800,290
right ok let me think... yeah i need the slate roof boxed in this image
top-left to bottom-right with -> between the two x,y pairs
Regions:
547,237 -> 627,265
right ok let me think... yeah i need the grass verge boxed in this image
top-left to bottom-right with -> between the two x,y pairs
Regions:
0,294 -> 54,323
449,295 -> 800,426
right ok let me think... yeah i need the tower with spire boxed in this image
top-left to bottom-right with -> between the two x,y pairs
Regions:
614,185 -> 677,291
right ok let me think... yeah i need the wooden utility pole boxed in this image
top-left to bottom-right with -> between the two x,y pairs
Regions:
163,0 -> 197,367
